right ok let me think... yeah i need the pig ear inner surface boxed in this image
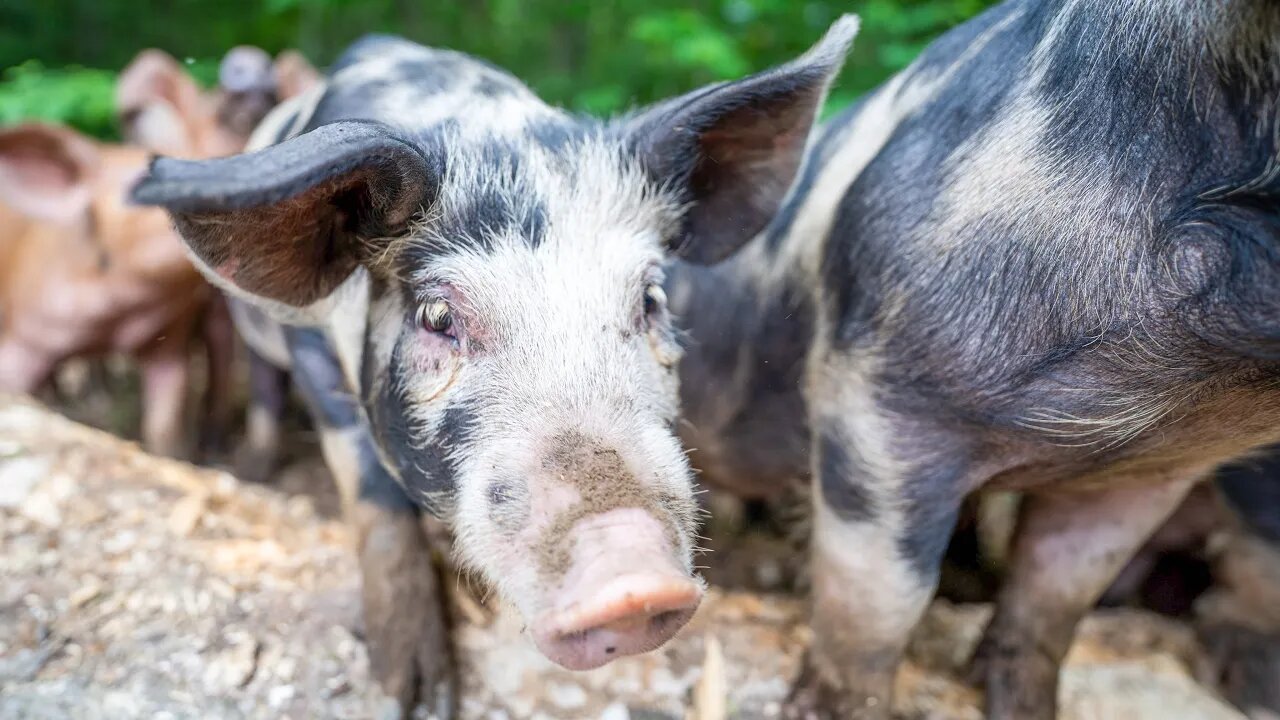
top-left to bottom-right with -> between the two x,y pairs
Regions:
0,124 -> 97,225
630,15 -> 858,265
130,120 -> 437,309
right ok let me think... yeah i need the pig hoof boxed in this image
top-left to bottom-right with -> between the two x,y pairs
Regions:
231,443 -> 279,484
1199,622 -> 1280,717
783,656 -> 890,720
197,427 -> 231,462
364,598 -> 457,719
967,634 -> 1059,720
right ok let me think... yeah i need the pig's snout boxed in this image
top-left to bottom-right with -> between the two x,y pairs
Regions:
532,508 -> 702,670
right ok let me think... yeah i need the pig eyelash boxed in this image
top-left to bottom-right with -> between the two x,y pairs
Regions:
643,283 -> 667,322
415,298 -> 455,337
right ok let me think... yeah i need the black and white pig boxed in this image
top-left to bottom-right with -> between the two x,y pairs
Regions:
670,0 -> 1280,718
131,21 -> 859,715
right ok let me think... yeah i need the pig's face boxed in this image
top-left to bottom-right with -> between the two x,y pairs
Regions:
133,18 -> 857,669
364,131 -> 698,668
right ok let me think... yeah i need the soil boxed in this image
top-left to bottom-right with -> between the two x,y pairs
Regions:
0,395 -> 1252,720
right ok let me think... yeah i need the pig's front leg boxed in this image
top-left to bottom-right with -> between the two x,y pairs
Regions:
969,478 -> 1197,720
347,442 -> 455,718
286,328 -> 455,717
788,407 -> 963,719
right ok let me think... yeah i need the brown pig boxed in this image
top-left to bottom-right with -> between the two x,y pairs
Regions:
0,124 -> 210,456
112,46 -> 321,465
116,46 -> 320,160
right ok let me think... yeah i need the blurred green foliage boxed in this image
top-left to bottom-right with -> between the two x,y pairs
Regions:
0,0 -> 997,139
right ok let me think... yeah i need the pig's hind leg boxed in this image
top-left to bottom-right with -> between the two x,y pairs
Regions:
285,327 -> 455,718
969,478 -> 1197,720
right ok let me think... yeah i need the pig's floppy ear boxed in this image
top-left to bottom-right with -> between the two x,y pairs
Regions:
130,120 -> 438,312
627,15 -> 858,264
0,123 -> 98,224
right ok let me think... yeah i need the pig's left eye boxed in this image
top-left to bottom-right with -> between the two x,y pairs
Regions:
642,283 -> 667,323
415,299 -> 454,335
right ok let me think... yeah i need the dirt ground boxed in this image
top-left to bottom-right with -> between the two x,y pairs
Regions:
0,395 -> 1255,720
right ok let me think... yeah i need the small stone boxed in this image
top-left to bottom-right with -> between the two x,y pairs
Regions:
202,635 -> 259,692
375,696 -> 404,720
168,492 -> 208,536
546,682 -> 588,709
600,702 -> 631,720
268,683 -> 296,708
0,456 -> 48,509
68,579 -> 103,608
323,675 -> 351,698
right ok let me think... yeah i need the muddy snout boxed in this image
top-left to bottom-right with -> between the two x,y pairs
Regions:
533,507 -> 703,670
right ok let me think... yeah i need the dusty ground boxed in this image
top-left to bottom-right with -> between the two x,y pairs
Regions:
0,396 -> 1251,719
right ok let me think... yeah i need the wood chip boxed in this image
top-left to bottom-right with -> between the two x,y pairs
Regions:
68,579 -> 104,608
169,491 -> 209,536
690,635 -> 727,720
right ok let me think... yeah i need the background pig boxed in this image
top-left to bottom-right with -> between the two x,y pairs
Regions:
131,22 -> 858,716
0,123 -> 219,457
116,45 -> 321,471
117,46 -> 320,160
671,0 -> 1279,718
0,47 -> 315,460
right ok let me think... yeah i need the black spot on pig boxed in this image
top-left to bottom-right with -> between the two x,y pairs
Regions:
817,428 -> 876,523
412,403 -> 479,501
285,327 -> 359,429
392,56 -> 459,94
896,461 -> 965,580
356,433 -> 417,512
525,117 -> 593,155
454,183 -> 548,250
474,75 -> 515,99
365,337 -> 478,515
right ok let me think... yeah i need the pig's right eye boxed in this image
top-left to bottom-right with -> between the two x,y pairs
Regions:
415,299 -> 454,335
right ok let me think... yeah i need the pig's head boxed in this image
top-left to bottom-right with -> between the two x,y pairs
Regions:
117,47 -> 319,158
132,17 -> 856,669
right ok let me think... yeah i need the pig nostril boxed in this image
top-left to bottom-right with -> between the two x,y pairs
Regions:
605,646 -> 616,654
